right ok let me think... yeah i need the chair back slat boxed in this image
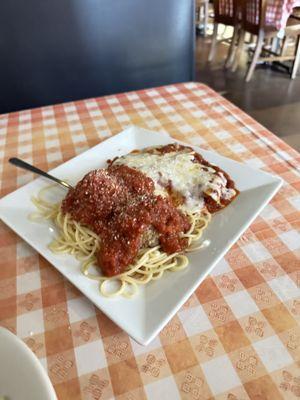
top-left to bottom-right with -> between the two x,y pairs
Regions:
213,0 -> 238,25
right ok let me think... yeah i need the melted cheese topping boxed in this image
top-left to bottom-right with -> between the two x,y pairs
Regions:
113,150 -> 236,212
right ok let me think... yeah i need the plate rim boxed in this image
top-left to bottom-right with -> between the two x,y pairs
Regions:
0,327 -> 57,399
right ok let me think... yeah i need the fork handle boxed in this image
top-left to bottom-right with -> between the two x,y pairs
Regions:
9,157 -> 72,190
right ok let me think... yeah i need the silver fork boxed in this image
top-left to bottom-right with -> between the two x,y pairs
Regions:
9,157 -> 73,190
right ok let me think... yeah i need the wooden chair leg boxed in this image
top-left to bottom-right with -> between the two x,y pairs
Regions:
231,29 -> 246,72
291,35 -> 300,79
280,37 -> 287,56
208,23 -> 218,62
225,25 -> 240,69
245,31 -> 264,82
271,37 -> 280,54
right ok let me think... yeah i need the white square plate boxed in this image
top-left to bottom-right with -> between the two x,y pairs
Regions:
0,126 -> 282,345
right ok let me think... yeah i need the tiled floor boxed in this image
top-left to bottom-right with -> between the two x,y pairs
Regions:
195,32 -> 300,152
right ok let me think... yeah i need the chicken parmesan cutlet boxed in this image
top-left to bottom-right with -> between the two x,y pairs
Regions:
62,144 -> 239,277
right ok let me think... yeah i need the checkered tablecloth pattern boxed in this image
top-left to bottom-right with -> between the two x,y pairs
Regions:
246,0 -> 300,30
0,82 -> 299,400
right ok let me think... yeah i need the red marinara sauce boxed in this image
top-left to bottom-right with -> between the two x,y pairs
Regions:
62,165 -> 190,277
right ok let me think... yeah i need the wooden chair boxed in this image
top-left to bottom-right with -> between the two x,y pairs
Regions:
232,0 -> 300,81
208,0 -> 240,63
